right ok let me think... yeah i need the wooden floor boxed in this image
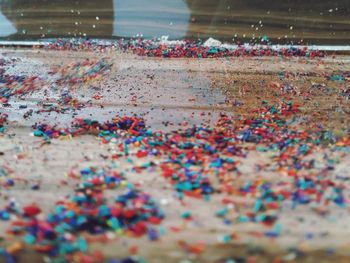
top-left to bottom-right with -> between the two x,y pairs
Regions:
1,48 -> 350,262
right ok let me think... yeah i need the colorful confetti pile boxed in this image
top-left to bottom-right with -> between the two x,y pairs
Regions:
30,100 -> 349,209
46,38 -> 326,58
51,59 -> 112,87
0,113 -> 7,133
0,67 -> 43,103
1,165 -> 164,262
1,38 -> 350,263
1,97 -> 345,261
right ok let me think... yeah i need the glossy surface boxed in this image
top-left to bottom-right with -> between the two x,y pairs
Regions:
0,0 -> 349,44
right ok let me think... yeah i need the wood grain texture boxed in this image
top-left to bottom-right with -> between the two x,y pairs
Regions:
0,0 -> 349,44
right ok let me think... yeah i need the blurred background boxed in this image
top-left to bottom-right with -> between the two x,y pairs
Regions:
0,0 -> 349,44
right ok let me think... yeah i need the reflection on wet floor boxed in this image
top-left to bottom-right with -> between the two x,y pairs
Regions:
0,0 -> 349,44
113,0 -> 189,39
0,8 -> 16,37
1,50 -> 228,130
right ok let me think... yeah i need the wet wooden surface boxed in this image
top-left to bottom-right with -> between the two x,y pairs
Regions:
0,0 -> 349,44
